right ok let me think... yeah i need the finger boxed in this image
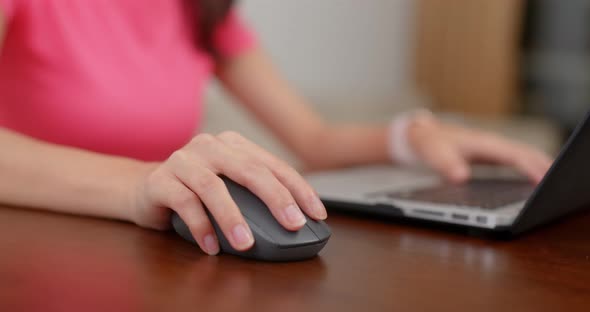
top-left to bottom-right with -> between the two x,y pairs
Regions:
265,159 -> 327,221
406,118 -> 470,183
421,142 -> 470,183
411,126 -> 470,183
224,162 -> 307,231
170,151 -> 254,251
526,149 -> 553,181
512,147 -> 552,184
154,177 -> 219,255
510,157 -> 546,183
217,131 -> 327,221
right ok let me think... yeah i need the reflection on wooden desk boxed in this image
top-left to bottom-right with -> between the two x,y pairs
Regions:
0,206 -> 589,311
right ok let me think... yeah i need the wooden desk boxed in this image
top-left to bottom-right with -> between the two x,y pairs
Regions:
0,206 -> 588,311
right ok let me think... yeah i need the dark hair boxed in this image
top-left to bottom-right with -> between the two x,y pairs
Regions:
189,0 -> 236,57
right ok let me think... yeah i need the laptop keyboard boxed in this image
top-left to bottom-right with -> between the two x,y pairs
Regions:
381,179 -> 535,209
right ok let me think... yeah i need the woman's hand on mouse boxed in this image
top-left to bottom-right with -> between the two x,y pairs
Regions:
400,112 -> 553,184
130,131 -> 327,256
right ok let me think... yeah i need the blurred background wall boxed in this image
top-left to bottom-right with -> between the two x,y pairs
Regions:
203,0 -> 581,165
240,0 -> 416,111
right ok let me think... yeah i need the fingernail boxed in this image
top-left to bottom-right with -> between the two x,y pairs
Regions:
231,223 -> 254,249
312,197 -> 327,220
284,204 -> 307,226
203,234 -> 219,255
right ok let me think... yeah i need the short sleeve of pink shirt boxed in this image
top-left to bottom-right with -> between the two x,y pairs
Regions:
213,9 -> 257,58
1,2 -> 256,58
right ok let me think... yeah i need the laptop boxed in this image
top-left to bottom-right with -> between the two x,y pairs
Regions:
305,110 -> 590,236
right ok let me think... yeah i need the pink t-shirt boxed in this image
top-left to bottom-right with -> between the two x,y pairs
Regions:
0,0 -> 255,161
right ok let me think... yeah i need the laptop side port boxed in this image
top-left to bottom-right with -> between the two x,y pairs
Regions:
475,215 -> 488,224
451,213 -> 469,221
413,209 -> 445,217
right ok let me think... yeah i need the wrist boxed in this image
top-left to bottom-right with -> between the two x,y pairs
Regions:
387,109 -> 434,166
120,160 -> 160,225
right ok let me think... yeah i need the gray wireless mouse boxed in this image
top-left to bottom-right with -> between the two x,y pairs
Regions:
171,176 -> 331,261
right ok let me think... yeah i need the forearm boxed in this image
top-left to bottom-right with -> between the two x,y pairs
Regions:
218,47 -> 389,171
299,124 -> 389,171
0,128 -> 151,222
217,47 -> 325,161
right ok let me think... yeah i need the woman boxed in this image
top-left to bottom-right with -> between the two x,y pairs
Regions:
0,0 -> 551,256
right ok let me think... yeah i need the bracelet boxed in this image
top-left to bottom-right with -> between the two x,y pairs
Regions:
387,109 -> 433,166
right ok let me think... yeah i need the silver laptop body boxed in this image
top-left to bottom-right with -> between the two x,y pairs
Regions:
305,165 -> 531,229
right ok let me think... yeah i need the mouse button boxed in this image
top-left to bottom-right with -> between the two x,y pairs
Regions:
222,177 -> 264,209
243,215 -> 273,242
272,225 -> 320,248
304,219 -> 332,240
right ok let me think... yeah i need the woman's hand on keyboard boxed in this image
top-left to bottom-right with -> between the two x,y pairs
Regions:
406,114 -> 552,184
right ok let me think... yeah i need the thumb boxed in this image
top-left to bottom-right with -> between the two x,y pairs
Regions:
418,138 -> 471,183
